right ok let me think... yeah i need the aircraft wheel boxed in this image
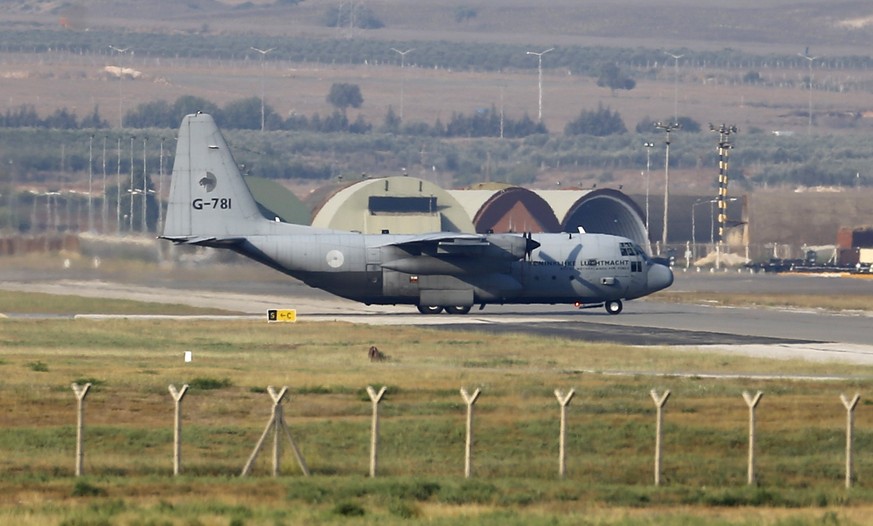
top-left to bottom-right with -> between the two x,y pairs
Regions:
445,305 -> 472,315
605,300 -> 623,315
417,305 -> 444,315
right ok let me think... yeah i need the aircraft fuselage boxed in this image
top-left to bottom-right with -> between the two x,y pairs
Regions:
231,231 -> 665,308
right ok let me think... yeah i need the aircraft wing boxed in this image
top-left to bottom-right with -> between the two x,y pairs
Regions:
379,233 -> 491,256
380,232 -> 537,261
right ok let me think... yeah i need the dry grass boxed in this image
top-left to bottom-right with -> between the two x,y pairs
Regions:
1,316 -> 873,523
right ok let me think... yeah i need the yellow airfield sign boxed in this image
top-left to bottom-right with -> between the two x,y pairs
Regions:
267,309 -> 297,323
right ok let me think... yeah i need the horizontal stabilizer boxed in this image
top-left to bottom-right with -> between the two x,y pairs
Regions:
158,235 -> 245,247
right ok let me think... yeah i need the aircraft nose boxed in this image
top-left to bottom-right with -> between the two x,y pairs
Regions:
647,261 -> 674,292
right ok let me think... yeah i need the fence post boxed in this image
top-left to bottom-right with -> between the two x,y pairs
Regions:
554,389 -> 575,479
367,386 -> 387,478
841,393 -> 861,489
71,382 -> 91,477
650,389 -> 670,486
742,391 -> 764,485
271,387 -> 283,477
241,386 -> 309,477
460,387 -> 481,479
168,384 -> 189,476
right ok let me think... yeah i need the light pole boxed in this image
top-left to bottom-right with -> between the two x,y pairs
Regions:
692,199 -> 716,261
250,47 -> 275,132
390,48 -> 414,121
526,48 -> 554,122
643,141 -> 654,236
710,123 -> 738,269
88,135 -> 93,232
129,135 -> 135,233
108,45 -> 130,128
116,137 -> 122,236
45,191 -> 60,233
664,52 -> 683,123
655,122 -> 680,252
798,50 -> 818,136
158,138 -> 165,236
101,136 -> 107,233
142,137 -> 148,233
6,159 -> 15,233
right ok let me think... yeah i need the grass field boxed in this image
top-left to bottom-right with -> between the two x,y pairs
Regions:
2,291 -> 873,524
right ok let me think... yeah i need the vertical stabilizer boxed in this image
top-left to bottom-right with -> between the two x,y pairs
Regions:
162,113 -> 265,241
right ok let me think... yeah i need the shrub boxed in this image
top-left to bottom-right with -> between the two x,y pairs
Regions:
188,377 -> 233,390
333,501 -> 365,516
71,480 -> 107,497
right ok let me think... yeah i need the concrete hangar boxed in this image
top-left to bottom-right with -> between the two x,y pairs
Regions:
252,175 -> 649,253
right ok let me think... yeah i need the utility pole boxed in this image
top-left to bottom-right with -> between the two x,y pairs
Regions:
664,52 -> 684,123
643,141 -> 655,237
250,47 -> 275,132
526,48 -> 554,122
108,45 -> 131,129
88,135 -> 94,232
655,122 -> 680,251
798,49 -> 818,136
390,48 -> 414,121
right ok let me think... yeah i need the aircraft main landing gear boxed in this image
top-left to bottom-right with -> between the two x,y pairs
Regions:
416,305 -> 473,315
605,300 -> 623,315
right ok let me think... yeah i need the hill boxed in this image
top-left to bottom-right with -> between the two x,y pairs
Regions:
4,0 -> 873,55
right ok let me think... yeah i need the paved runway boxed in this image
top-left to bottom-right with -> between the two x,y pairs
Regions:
3,263 -> 873,365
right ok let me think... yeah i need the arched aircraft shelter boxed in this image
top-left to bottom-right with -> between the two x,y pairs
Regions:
536,188 -> 651,253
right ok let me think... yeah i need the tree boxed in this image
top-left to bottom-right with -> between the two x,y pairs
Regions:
0,105 -> 39,127
635,115 -> 656,134
43,108 -> 78,129
172,95 -> 220,123
349,115 -> 372,134
596,63 -> 636,95
327,83 -> 363,111
220,97 -> 266,130
125,100 -> 175,128
675,116 -> 701,133
564,104 -> 627,136
80,105 -> 108,129
381,106 -> 401,133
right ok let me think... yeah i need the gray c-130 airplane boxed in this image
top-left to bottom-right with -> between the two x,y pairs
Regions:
161,113 -> 673,314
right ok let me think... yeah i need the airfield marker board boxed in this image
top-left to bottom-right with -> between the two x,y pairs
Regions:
268,309 -> 297,323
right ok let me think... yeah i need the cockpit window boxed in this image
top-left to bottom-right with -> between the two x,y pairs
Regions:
619,242 -> 637,257
632,243 -> 650,261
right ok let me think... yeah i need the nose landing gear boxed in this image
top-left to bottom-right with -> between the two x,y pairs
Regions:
573,299 -> 624,314
605,300 -> 623,314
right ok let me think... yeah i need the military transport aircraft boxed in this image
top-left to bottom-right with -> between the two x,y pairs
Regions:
161,113 -> 673,314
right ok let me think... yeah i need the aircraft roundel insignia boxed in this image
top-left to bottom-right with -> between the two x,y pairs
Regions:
199,171 -> 217,193
326,249 -> 345,268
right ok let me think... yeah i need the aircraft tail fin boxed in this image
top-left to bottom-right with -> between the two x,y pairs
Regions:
162,113 -> 266,242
